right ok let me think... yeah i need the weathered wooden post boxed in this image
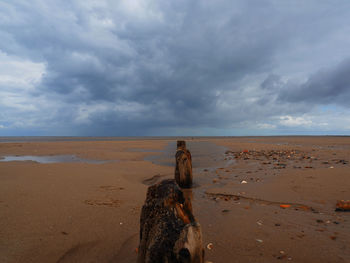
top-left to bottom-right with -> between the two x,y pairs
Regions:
137,179 -> 204,263
175,140 -> 193,188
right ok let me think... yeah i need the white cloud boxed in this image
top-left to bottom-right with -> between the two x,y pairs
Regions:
0,51 -> 45,88
257,123 -> 276,129
279,115 -> 312,127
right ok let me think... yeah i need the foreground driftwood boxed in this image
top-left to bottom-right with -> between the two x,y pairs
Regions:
175,141 -> 193,188
137,179 -> 204,263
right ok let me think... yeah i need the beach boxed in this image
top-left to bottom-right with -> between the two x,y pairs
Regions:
0,137 -> 349,262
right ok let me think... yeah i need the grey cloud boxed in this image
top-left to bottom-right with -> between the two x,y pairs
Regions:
1,0 -> 350,135
278,58 -> 350,106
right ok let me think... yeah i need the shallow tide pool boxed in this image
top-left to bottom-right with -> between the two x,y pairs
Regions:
0,155 -> 107,164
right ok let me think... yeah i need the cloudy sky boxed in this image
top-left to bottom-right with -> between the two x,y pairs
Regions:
1,0 -> 350,136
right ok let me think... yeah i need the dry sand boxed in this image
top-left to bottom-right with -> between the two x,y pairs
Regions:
0,137 -> 349,262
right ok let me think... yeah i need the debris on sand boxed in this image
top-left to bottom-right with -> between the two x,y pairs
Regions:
280,204 -> 291,209
335,200 -> 350,212
224,149 -> 348,169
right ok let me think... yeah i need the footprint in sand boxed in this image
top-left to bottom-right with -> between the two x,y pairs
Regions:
142,174 -> 166,185
111,233 -> 138,263
84,199 -> 121,207
99,185 -> 125,191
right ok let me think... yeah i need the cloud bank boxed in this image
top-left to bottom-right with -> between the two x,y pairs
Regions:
1,0 -> 350,135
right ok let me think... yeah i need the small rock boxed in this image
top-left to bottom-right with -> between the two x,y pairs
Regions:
241,180 -> 248,184
256,239 -> 263,243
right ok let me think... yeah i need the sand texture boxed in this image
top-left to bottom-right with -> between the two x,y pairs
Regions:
0,137 -> 350,262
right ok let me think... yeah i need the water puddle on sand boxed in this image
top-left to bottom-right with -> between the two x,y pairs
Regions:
142,140 -> 236,201
0,155 -> 108,164
144,140 -> 231,169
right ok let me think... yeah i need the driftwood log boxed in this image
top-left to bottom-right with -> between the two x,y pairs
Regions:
175,141 -> 193,188
137,179 -> 204,263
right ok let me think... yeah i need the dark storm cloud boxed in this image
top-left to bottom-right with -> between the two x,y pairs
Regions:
1,0 -> 350,135
278,58 -> 350,106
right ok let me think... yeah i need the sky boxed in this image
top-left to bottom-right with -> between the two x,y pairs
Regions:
1,0 -> 350,136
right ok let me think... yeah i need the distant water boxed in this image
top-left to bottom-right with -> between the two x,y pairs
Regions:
2,135 -> 347,143
0,136 -> 231,143
0,136 -> 258,143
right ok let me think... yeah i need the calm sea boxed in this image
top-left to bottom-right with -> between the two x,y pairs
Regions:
0,136 -> 234,143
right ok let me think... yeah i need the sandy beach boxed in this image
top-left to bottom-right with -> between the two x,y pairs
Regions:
0,137 -> 349,263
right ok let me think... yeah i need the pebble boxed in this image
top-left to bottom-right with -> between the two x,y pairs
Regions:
256,239 -> 263,243
207,243 -> 213,250
241,180 -> 248,184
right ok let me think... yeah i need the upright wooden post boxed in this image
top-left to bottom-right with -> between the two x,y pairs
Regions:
175,140 -> 193,188
137,179 -> 204,263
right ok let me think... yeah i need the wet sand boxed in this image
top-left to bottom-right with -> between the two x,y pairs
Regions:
0,137 -> 349,262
